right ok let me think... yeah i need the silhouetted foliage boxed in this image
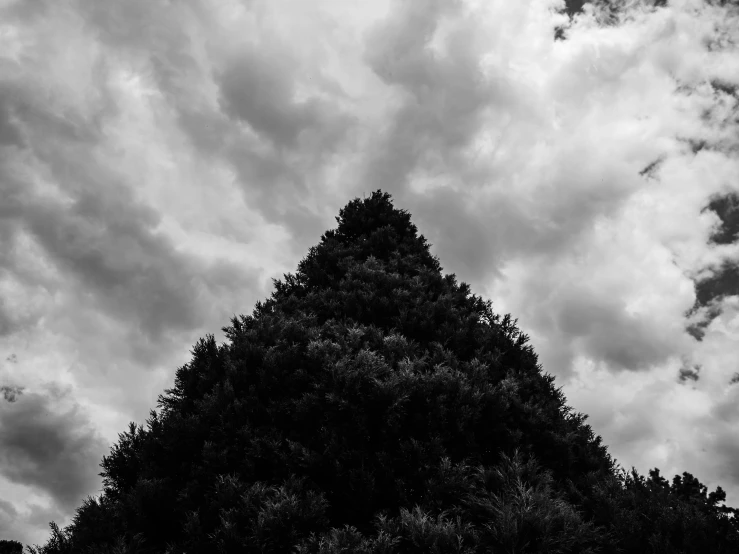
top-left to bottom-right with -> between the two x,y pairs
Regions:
0,540 -> 23,554
28,191 -> 739,553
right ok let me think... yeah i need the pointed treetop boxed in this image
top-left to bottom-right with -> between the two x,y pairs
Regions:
334,190 -> 418,244
282,190 -> 442,296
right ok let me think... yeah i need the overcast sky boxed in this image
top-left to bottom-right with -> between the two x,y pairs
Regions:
1,0 -> 738,546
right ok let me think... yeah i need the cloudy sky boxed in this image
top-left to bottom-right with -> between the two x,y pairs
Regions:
1,0 -> 738,546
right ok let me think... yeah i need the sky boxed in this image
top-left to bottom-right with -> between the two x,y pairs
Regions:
0,0 -> 738,547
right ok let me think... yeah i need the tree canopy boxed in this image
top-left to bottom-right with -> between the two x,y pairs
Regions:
13,190 -> 739,553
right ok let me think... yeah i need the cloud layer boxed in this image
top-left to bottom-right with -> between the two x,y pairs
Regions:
0,0 -> 738,546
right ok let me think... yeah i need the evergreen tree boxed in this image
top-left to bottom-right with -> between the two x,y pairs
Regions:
26,191 -> 739,553
0,540 -> 23,554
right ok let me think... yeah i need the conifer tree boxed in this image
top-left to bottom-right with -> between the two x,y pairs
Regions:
0,540 -> 23,554
26,190 -> 739,553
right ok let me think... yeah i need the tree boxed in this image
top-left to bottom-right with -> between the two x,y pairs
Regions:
28,190 -> 739,553
0,540 -> 23,554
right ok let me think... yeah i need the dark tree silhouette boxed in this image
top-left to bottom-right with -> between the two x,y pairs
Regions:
0,540 -> 23,554
26,191 -> 739,553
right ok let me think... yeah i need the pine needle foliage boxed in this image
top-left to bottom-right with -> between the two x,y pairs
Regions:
23,191 -> 739,553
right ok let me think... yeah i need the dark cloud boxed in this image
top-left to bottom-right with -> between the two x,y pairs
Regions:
0,51 -> 259,356
0,2 -> 258,345
639,157 -> 665,179
216,44 -> 357,240
0,386 -> 24,403
219,50 -> 324,149
704,192 -> 739,246
678,364 -> 701,383
684,259 -> 739,342
0,0 -> 53,30
563,0 -> 588,17
79,0 -> 177,54
579,314 -> 676,372
0,498 -> 17,518
225,147 -> 338,261
529,279 -> 678,375
685,302 -> 723,342
26,502 -> 64,528
361,0 -> 494,194
3,502 -> 71,549
22,188 -> 203,340
406,188 -> 507,284
75,0 -> 357,253
0,306 -> 17,338
0,98 -> 24,148
0,500 -> 21,548
0,384 -> 108,513
177,107 -> 233,158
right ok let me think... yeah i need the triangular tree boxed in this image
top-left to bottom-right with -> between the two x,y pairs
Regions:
26,190 -> 739,553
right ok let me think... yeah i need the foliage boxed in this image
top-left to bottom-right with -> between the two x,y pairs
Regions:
0,540 -> 23,554
27,190 -> 739,553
